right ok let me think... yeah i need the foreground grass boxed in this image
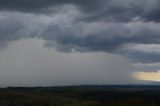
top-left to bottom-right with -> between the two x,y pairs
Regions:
0,86 -> 159,106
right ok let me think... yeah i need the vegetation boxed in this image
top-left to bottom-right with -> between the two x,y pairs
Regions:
0,85 -> 159,106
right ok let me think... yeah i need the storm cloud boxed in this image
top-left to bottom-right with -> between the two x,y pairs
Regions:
0,8 -> 160,63
0,0 -> 160,85
1,0 -> 160,22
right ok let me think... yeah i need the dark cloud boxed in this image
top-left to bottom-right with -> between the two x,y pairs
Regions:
0,0 -> 101,13
42,21 -> 160,52
124,51 -> 160,63
0,0 -> 160,64
42,27 -> 160,63
1,0 -> 160,22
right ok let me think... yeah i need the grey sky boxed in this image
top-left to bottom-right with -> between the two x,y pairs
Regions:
0,39 -> 134,86
0,0 -> 160,86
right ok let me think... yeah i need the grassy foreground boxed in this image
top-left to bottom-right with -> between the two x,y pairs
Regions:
0,85 -> 160,106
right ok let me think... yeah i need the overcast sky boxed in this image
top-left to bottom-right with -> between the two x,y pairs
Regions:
0,0 -> 160,86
